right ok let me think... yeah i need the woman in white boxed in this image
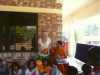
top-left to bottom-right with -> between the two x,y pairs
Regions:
38,32 -> 51,56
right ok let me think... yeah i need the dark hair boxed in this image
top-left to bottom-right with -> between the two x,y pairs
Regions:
57,41 -> 63,45
0,58 -> 3,62
27,59 -> 36,69
11,61 -> 20,72
42,58 -> 49,66
69,66 -> 78,75
82,64 -> 92,75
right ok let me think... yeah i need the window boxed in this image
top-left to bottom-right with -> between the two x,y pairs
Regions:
0,11 -> 38,52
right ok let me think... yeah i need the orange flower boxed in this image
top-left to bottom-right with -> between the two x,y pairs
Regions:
42,48 -> 48,54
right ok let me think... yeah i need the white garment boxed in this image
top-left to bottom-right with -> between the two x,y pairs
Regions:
38,37 -> 51,53
25,69 -> 33,75
25,68 -> 39,75
16,69 -> 22,75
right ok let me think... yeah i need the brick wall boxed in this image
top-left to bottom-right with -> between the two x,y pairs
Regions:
0,0 -> 62,9
38,13 -> 62,40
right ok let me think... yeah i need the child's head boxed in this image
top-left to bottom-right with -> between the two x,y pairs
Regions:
82,64 -> 92,74
69,66 -> 78,75
36,59 -> 44,72
56,40 -> 63,47
11,62 -> 20,70
27,59 -> 36,69
36,60 -> 43,66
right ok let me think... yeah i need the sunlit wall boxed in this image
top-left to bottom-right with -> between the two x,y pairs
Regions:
62,0 -> 95,57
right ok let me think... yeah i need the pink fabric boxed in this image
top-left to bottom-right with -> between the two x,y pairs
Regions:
32,72 -> 36,75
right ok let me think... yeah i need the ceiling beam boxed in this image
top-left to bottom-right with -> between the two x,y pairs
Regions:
0,5 -> 62,14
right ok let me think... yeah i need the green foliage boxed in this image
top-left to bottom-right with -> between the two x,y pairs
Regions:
16,26 -> 36,42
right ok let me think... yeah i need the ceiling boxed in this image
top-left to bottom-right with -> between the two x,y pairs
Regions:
63,0 -> 94,16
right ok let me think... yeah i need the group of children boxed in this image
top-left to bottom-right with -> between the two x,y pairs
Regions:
0,31 -> 69,75
0,39 -> 67,75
